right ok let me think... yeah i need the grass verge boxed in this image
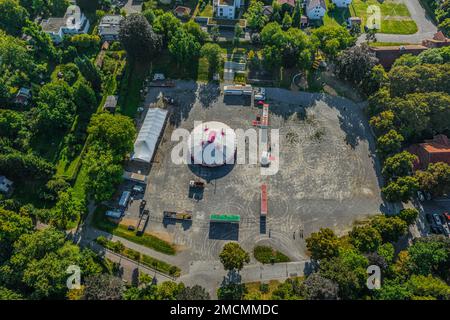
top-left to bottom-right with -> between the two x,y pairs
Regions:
253,245 -> 291,264
92,205 -> 176,255
96,236 -> 181,277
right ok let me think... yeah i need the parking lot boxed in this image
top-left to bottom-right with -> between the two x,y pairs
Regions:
120,81 -> 386,262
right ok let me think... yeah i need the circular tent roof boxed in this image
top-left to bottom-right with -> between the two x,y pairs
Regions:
188,121 -> 236,167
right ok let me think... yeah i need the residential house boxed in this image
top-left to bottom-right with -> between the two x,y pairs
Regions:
103,95 -> 118,113
422,31 -> 450,48
305,0 -> 326,20
98,15 -> 123,41
40,5 -> 90,43
213,0 -> 241,19
0,176 -> 13,196
332,0 -> 352,7
13,87 -> 31,106
278,0 -> 296,9
173,6 -> 192,18
408,134 -> 450,171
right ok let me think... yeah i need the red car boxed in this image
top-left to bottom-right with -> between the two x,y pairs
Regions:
443,212 -> 450,222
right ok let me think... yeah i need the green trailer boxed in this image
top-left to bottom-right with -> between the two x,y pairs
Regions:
210,214 -> 241,223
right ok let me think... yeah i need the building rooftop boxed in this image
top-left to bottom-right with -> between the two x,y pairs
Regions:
306,0 -> 326,11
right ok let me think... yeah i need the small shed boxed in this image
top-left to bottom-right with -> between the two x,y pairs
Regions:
103,95 -> 118,113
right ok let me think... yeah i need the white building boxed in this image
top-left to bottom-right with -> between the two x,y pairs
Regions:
305,0 -> 327,20
98,15 -> 123,41
332,0 -> 352,7
40,5 -> 90,43
213,0 -> 241,19
132,108 -> 168,163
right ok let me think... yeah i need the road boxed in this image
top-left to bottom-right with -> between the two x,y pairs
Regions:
357,0 -> 437,44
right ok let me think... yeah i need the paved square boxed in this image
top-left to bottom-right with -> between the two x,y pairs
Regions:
138,81 -> 384,262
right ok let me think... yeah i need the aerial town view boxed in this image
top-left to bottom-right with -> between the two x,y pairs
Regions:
0,0 -> 449,308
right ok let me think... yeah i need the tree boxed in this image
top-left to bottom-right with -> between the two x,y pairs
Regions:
83,274 -> 124,300
302,273 -> 339,300
200,43 -> 222,74
376,130 -> 404,157
407,236 -> 449,277
142,8 -> 156,25
291,0 -> 302,28
365,28 -> 377,43
0,286 -> 23,300
34,81 -> 76,131
219,242 -> 250,272
87,113 -> 136,157
75,55 -> 102,92
156,281 -> 185,300
0,0 -> 28,35
244,0 -> 268,31
382,176 -> 419,202
349,225 -> 382,253
83,147 -> 124,202
370,215 -> 408,243
311,25 -> 355,57
335,44 -> 379,93
0,207 -> 33,261
406,274 -> 450,300
51,188 -> 84,230
168,29 -> 201,67
119,13 -> 162,62
217,283 -> 246,300
153,12 -> 181,45
233,23 -> 243,45
369,110 -> 395,136
73,79 -> 97,113
271,278 -> 303,300
398,208 -> 419,226
176,285 -> 210,300
305,228 -> 340,261
382,151 -> 417,180
281,12 -> 292,30
22,20 -> 57,59
210,25 -> 220,42
183,20 -> 207,43
415,162 -> 450,196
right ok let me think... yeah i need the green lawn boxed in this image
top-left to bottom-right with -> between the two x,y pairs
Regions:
349,0 -> 418,34
92,205 -> 177,255
96,236 -> 181,276
117,60 -> 149,117
198,4 -> 213,17
325,0 -> 418,34
253,245 -> 291,264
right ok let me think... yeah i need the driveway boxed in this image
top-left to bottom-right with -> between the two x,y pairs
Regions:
357,0 -> 437,44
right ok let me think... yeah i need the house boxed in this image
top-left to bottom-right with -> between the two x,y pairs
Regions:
213,0 -> 241,19
262,5 -> 273,17
0,176 -> 13,195
98,15 -> 123,41
103,95 -> 118,113
278,0 -> 296,8
305,0 -> 326,20
14,87 -> 31,106
173,6 -> 192,18
369,45 -> 428,69
332,0 -> 352,7
408,135 -> 450,171
40,5 -> 90,43
422,31 -> 450,48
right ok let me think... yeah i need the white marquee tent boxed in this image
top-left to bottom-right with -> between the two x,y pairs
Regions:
132,108 -> 168,163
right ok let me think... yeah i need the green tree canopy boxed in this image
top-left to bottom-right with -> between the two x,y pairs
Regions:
219,242 -> 250,271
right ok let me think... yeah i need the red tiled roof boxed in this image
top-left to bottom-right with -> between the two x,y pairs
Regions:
408,135 -> 450,170
173,6 -> 191,15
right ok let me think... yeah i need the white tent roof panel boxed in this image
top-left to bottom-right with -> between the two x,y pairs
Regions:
132,108 -> 168,163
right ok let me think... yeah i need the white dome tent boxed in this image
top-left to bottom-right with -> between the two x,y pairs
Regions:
132,108 -> 168,163
188,121 -> 236,167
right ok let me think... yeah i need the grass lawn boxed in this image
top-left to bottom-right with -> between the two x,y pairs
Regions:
348,0 -> 417,34
243,280 -> 282,300
253,245 -> 291,264
369,41 -> 413,46
152,50 -> 210,82
96,236 -> 181,276
198,4 -> 213,17
117,60 -> 149,118
92,205 -> 177,255
72,161 -> 89,201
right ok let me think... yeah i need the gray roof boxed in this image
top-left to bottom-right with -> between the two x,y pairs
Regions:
99,15 -> 123,36
40,5 -> 84,33
41,17 -> 66,32
104,95 -> 118,110
306,0 -> 326,11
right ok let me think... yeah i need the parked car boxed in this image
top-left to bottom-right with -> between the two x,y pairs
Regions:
425,192 -> 432,201
254,87 -> 266,101
426,213 -> 441,234
439,214 -> 450,236
132,184 -> 145,194
443,211 -> 450,223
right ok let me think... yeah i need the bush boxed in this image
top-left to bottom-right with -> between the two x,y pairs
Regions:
259,283 -> 269,294
253,246 -> 290,264
398,208 -> 419,225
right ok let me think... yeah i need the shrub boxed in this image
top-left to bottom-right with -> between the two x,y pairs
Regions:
253,245 -> 290,264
